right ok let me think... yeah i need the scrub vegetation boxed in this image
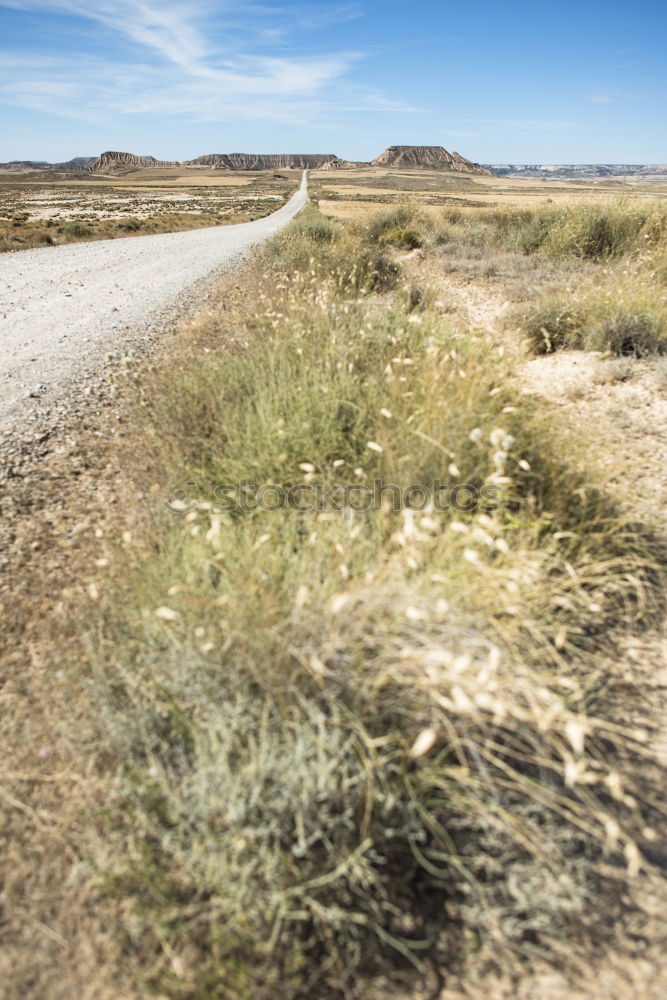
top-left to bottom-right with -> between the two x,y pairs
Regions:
3,181 -> 667,1000
82,204 -> 665,997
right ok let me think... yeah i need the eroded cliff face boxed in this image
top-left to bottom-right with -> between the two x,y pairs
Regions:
371,146 -> 492,174
0,157 -> 95,172
185,153 -> 343,170
88,151 -> 178,173
4,145 -> 496,176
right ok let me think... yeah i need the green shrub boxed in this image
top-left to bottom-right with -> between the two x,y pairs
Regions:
516,284 -> 667,356
61,220 -> 93,239
517,298 -> 586,353
354,247 -> 401,291
431,223 -> 462,246
366,202 -> 432,249
290,211 -> 341,243
486,200 -> 667,261
116,218 -> 142,232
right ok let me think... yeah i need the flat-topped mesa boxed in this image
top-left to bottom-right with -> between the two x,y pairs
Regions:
371,145 -> 492,174
88,151 -> 179,173
3,146 -> 496,175
0,157 -> 95,172
185,153 -> 343,170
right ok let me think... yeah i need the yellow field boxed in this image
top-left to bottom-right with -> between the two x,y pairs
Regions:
317,198 -> 392,219
310,166 -> 667,210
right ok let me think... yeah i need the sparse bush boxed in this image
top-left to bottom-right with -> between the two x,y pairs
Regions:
485,200 -> 667,261
268,209 -> 400,294
353,246 -> 401,291
116,218 -> 142,232
378,225 -> 424,249
366,202 -> 432,249
290,210 -> 341,242
595,309 -> 667,356
61,220 -> 93,238
515,297 -> 586,353
441,206 -> 464,224
515,282 -> 667,356
431,223 -> 461,246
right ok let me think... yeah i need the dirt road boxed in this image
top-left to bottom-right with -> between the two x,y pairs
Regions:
0,171 -> 308,428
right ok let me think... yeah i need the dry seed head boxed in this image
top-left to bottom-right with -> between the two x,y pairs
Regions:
449,521 -> 468,534
624,841 -> 642,877
603,816 -> 621,850
309,654 -> 328,677
405,606 -> 427,622
490,428 -> 507,447
206,518 -> 222,544
564,758 -> 587,788
329,593 -> 351,614
409,728 -> 437,759
294,585 -> 310,609
606,771 -> 623,800
155,606 -> 178,621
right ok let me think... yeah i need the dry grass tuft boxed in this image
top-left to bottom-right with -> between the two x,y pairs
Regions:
75,206 -> 667,997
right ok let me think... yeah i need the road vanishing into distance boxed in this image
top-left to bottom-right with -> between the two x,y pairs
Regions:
0,171 -> 308,428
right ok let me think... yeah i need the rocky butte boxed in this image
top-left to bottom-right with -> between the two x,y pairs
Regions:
186,153 -> 343,170
88,151 -> 180,173
0,146 -> 496,174
371,145 -> 493,174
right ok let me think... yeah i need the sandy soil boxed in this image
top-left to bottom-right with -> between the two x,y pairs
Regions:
319,198 -> 393,219
0,172 -> 307,431
1,188 -> 283,222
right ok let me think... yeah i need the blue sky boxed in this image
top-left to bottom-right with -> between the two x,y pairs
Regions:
0,0 -> 665,163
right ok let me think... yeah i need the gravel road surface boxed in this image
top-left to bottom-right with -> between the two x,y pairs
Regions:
0,171 -> 308,428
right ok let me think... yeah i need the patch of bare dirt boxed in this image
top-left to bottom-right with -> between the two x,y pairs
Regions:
520,352 -> 667,529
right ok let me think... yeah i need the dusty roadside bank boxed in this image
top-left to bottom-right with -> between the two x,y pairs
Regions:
0,267 -> 259,997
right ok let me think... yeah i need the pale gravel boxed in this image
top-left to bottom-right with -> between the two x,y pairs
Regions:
0,171 -> 308,429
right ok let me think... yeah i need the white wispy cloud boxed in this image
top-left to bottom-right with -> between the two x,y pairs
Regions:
444,119 -> 577,131
587,90 -> 616,105
0,1 -> 415,125
2,1 -> 210,70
